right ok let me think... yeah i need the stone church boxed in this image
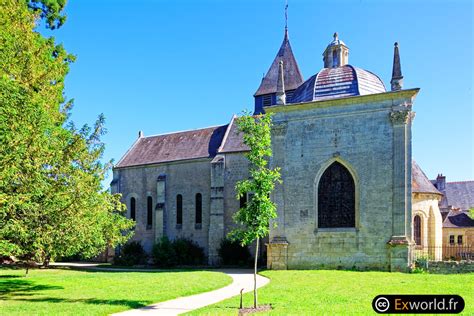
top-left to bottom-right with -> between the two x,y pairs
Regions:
112,28 -> 442,271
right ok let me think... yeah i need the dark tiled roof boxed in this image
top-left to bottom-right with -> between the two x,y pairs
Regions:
443,210 -> 474,228
289,65 -> 386,103
444,181 -> 474,211
254,29 -> 304,96
218,115 -> 249,153
412,161 -> 442,195
116,125 -> 228,168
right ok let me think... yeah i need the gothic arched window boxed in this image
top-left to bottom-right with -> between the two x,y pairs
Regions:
414,215 -> 422,246
318,162 -> 355,228
147,196 -> 153,229
176,194 -> 183,226
130,197 -> 136,221
195,193 -> 202,225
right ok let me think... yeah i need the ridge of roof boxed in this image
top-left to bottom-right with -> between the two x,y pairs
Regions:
447,180 -> 474,184
142,124 -> 225,139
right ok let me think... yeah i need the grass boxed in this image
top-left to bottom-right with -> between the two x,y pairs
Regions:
0,267 -> 232,315
189,270 -> 474,315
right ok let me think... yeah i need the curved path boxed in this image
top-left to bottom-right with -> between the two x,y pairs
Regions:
112,269 -> 269,316
51,264 -> 269,316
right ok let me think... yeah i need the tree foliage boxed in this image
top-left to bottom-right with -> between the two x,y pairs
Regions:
229,111 -> 281,308
230,112 -> 281,245
0,0 -> 134,265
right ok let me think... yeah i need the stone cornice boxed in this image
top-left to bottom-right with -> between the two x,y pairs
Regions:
264,88 -> 420,114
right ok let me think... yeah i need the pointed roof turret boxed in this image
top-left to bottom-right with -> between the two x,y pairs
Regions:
254,28 -> 304,96
391,42 -> 403,91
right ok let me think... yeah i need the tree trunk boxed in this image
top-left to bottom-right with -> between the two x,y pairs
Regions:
43,255 -> 50,268
253,237 -> 259,308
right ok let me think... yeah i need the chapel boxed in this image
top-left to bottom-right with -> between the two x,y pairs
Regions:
112,27 -> 435,271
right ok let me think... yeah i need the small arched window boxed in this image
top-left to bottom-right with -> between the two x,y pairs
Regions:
414,215 -> 421,246
318,161 -> 355,228
130,197 -> 136,221
147,196 -> 153,229
332,49 -> 338,67
195,193 -> 202,225
176,194 -> 183,226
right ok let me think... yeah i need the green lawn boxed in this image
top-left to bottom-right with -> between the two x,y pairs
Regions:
0,268 -> 232,315
190,270 -> 474,315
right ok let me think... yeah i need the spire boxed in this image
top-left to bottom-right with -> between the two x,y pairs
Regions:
390,42 -> 403,91
254,27 -> 303,97
276,61 -> 286,105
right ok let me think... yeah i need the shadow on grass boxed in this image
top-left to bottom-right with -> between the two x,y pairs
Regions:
11,297 -> 149,309
0,278 -> 63,299
0,278 -> 148,309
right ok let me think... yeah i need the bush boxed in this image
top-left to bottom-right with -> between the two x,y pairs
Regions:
114,241 -> 147,266
218,238 -> 252,266
152,237 -> 177,267
152,237 -> 205,267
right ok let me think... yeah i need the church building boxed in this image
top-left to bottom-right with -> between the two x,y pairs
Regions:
112,27 -> 435,271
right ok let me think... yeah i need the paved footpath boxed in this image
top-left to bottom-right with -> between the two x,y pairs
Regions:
113,269 -> 269,316
51,263 -> 269,316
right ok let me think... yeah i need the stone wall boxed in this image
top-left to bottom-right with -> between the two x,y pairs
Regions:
427,260 -> 474,274
412,193 -> 443,260
112,158 -> 212,254
266,90 -> 418,271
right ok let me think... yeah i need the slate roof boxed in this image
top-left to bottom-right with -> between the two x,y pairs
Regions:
289,65 -> 386,103
443,209 -> 474,228
412,161 -> 442,195
254,29 -> 304,96
442,181 -> 474,211
218,115 -> 249,153
115,125 -> 228,168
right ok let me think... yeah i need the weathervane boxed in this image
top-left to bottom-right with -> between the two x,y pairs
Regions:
285,0 -> 288,30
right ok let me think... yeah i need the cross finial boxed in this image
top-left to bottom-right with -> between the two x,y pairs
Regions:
285,0 -> 288,30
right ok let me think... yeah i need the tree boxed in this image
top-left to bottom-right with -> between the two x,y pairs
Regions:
0,0 -> 134,268
230,112 -> 281,308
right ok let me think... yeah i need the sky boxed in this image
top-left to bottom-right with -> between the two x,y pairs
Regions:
41,0 -> 473,186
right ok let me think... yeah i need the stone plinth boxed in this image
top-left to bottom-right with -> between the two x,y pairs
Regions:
267,237 -> 289,270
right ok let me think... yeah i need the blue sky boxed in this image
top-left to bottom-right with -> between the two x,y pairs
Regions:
42,0 -> 473,185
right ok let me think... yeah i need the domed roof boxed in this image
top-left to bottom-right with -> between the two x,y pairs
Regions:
289,65 -> 386,103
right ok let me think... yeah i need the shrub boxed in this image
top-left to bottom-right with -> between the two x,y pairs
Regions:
114,241 -> 147,266
152,237 -> 205,267
152,237 -> 177,267
218,238 -> 252,266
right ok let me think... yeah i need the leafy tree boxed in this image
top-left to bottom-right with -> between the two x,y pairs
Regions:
230,112 -> 281,308
469,208 -> 474,220
0,0 -> 134,268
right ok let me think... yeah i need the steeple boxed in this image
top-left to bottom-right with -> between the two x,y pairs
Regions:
253,3 -> 303,114
323,32 -> 349,68
390,42 -> 403,91
276,61 -> 286,105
